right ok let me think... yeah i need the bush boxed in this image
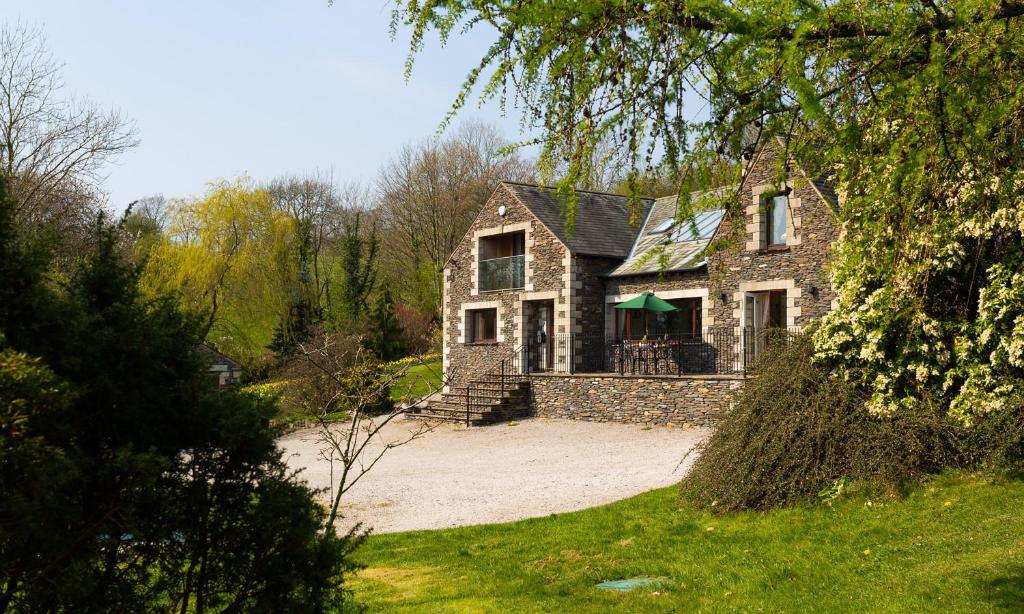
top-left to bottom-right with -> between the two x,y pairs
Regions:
0,178 -> 357,610
680,334 -> 963,511
963,405 -> 1024,472
280,331 -> 394,420
394,304 -> 438,354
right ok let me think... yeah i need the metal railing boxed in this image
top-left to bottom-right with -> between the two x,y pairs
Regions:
478,255 -> 525,292
456,327 -> 803,423
544,327 -> 801,376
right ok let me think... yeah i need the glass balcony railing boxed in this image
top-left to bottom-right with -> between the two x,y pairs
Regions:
479,255 -> 525,291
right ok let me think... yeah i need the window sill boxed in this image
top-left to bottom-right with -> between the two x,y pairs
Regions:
478,287 -> 525,294
762,245 -> 790,253
465,341 -> 499,346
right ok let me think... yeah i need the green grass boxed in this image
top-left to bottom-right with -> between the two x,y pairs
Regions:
349,473 -> 1024,612
389,357 -> 443,403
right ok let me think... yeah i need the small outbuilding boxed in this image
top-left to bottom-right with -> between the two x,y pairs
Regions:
198,344 -> 243,387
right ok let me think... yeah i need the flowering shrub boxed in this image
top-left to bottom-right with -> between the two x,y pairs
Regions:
812,105 -> 1024,423
682,335 -> 960,511
240,380 -> 289,400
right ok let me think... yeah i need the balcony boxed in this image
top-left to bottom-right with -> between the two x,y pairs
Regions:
479,255 -> 525,292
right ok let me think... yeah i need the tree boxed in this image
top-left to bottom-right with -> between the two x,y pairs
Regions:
0,22 -> 137,232
393,1 -> 1024,422
268,174 -> 337,308
122,195 -> 167,262
291,333 -> 433,534
132,194 -> 170,232
376,121 -> 534,316
140,177 -> 297,363
0,175 -> 356,610
366,284 -> 407,361
266,176 -> 338,357
268,294 -> 322,359
332,209 -> 378,327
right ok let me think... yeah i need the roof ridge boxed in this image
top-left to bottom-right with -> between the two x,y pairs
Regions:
500,180 -> 655,201
623,195 -> 660,261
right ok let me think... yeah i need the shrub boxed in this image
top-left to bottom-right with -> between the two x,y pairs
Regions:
281,331 -> 394,419
681,334 -> 962,511
394,303 -> 437,354
963,404 -> 1024,472
0,179 -> 357,610
336,361 -> 395,416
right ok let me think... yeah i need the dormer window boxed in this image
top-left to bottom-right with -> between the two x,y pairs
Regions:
765,194 -> 788,249
649,218 -> 674,234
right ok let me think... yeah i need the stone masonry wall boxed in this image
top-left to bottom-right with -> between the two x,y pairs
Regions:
705,141 -> 840,329
575,255 -> 622,338
604,269 -> 710,298
600,143 -> 840,339
443,184 -> 568,389
529,373 -> 742,428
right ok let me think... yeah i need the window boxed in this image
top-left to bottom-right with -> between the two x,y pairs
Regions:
479,232 -> 524,259
745,290 -> 787,331
615,297 -> 702,339
467,309 -> 497,343
649,218 -> 674,234
767,290 -> 787,328
744,289 -> 788,358
667,298 -> 703,336
616,308 -> 647,339
479,231 -> 526,291
765,194 -> 788,248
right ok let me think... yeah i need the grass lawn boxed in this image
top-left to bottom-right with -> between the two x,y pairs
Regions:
389,357 -> 443,403
349,473 -> 1024,612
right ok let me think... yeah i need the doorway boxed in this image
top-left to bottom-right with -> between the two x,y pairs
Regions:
526,299 -> 555,371
743,289 -> 786,358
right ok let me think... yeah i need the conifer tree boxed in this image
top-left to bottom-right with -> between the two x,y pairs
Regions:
366,284 -> 406,361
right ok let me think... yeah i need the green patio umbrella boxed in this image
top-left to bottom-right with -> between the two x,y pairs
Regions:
614,292 -> 679,313
614,292 -> 678,336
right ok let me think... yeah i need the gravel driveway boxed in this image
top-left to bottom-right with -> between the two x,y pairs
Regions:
279,417 -> 708,534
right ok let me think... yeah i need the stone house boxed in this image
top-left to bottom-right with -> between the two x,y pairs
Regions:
425,141 -> 839,426
198,344 -> 244,387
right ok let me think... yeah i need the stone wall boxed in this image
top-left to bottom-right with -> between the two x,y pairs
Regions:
529,373 -> 742,428
604,269 -> 710,297
705,141 -> 840,329
575,255 -> 622,338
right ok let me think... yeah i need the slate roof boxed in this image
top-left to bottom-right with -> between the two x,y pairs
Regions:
810,175 -> 839,211
198,344 -> 243,371
606,192 -> 726,277
502,182 -> 651,258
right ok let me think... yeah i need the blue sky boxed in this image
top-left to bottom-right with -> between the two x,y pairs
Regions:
6,1 -> 528,209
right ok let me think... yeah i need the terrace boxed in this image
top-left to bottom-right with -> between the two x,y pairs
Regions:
541,327 -> 802,377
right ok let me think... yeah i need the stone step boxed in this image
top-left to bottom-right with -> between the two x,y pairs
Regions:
428,401 -> 530,414
407,407 -> 521,426
408,370 -> 531,426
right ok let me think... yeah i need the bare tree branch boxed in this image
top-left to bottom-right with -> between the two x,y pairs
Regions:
289,334 -> 447,533
0,21 -> 138,231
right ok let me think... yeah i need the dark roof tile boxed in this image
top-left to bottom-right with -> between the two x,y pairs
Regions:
503,183 -> 650,258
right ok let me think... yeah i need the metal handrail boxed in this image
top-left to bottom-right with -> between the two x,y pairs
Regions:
462,340 -> 531,426
545,327 -> 803,377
